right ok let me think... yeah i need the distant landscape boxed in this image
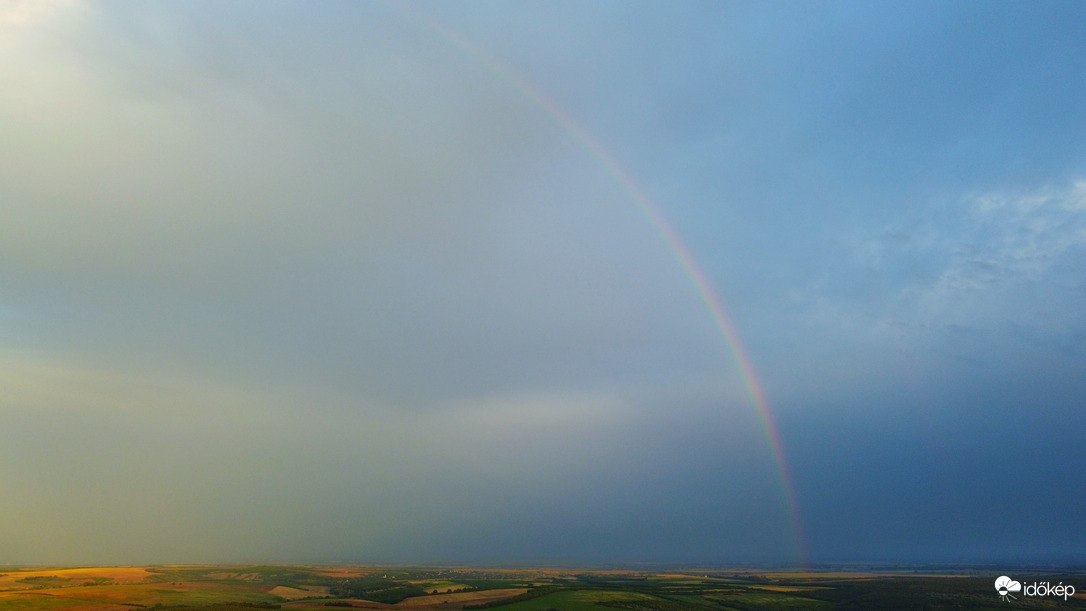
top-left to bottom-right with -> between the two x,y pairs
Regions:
1,565 -> 1083,610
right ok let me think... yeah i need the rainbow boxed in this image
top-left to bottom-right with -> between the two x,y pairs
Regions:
386,2 -> 807,565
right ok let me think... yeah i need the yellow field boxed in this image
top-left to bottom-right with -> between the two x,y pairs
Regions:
0,566 -> 531,610
0,567 -> 152,590
397,588 -> 528,607
0,579 -> 274,610
283,588 -> 529,610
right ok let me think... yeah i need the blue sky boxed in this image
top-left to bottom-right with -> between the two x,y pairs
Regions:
1,0 -> 1085,566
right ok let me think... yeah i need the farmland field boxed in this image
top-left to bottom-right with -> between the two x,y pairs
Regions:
0,566 -> 1083,610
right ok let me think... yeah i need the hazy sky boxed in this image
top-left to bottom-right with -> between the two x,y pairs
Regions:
2,0 -> 1085,567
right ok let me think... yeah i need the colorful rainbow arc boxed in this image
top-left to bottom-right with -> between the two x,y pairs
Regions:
388,3 -> 807,565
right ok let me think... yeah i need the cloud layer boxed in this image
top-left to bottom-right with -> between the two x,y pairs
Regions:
2,1 -> 1085,566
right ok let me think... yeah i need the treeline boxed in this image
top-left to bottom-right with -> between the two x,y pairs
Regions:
327,576 -> 426,604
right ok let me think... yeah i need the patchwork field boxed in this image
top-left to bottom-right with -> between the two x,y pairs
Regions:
398,588 -> 529,607
0,568 -> 153,591
0,565 -> 1083,610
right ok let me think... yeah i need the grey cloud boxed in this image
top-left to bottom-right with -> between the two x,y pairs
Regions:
0,1 -> 717,406
5,0 -> 1086,567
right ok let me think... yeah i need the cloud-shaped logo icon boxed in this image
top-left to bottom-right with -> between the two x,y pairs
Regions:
995,576 -> 1022,601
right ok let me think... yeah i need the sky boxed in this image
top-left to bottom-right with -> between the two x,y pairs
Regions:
2,0 -> 1085,567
